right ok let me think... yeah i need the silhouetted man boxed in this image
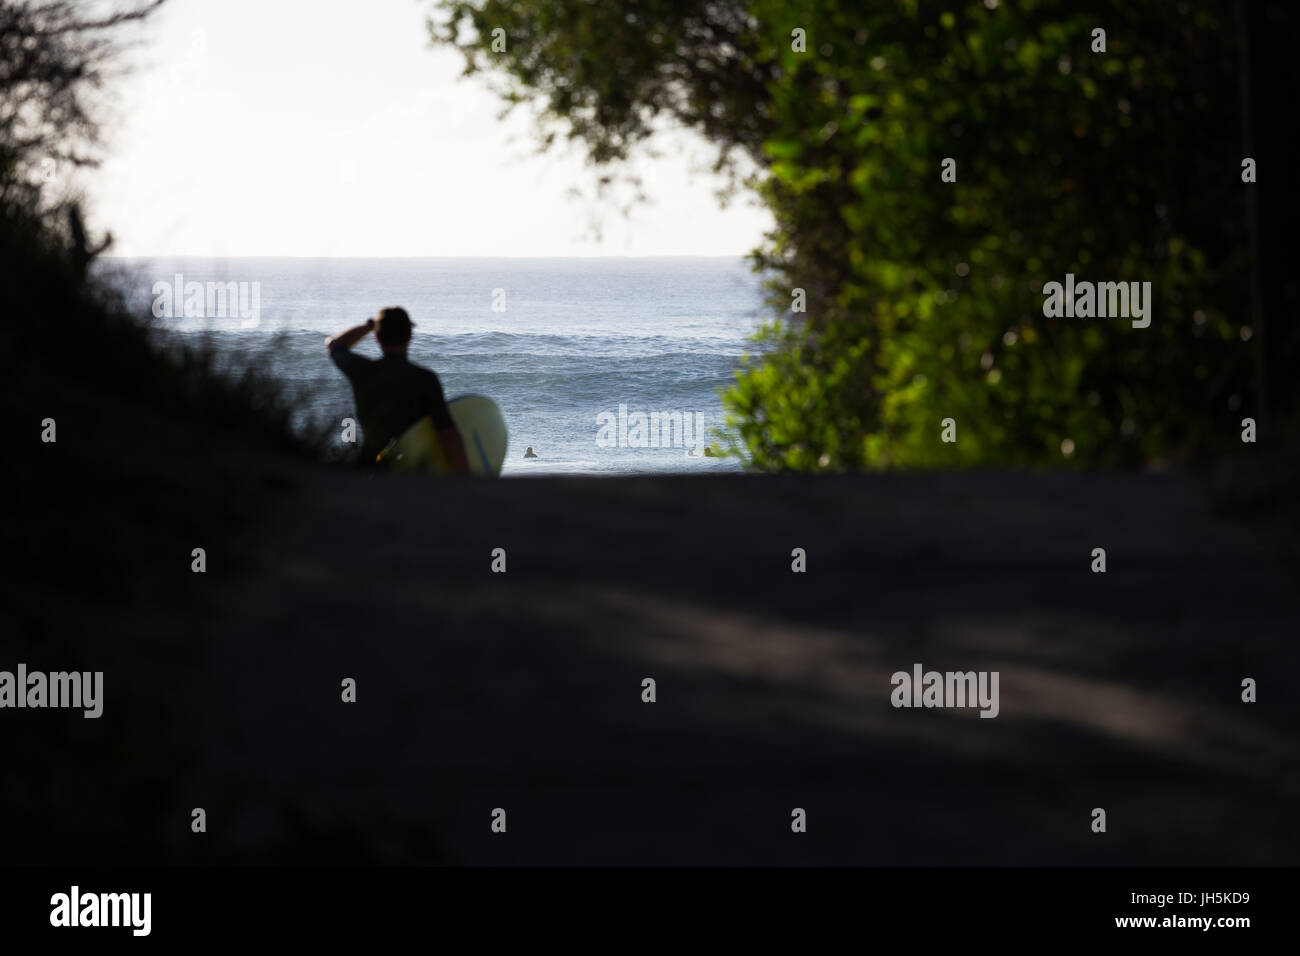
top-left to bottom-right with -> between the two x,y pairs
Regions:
326,307 -> 470,473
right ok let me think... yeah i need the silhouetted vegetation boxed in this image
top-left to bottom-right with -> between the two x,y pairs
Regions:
2,0 -> 331,457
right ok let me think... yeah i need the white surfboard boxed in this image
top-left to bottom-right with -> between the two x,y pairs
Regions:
377,394 -> 508,476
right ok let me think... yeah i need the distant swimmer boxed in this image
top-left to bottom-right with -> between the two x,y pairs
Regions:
523,446 -> 538,459
703,446 -> 716,457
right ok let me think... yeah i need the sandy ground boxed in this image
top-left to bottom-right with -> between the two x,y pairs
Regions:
162,463 -> 1300,865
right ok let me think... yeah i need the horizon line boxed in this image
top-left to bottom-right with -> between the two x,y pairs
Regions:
103,253 -> 756,261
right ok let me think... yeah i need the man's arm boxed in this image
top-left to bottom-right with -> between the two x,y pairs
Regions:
437,425 -> 471,476
428,374 -> 471,475
325,318 -> 374,354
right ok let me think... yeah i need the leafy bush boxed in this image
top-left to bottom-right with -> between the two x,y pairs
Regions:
434,0 -> 1265,470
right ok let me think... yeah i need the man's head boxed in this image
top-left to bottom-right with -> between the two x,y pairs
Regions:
375,306 -> 414,355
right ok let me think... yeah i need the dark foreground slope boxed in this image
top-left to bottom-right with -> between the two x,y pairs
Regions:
34,445 -> 1300,866
3,411 -> 1297,864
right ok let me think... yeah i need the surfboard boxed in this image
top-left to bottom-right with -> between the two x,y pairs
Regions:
377,395 -> 508,476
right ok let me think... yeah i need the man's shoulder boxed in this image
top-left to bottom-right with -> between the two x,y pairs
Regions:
407,361 -> 443,387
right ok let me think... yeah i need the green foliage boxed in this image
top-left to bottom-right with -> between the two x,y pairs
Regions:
435,0 -> 1255,470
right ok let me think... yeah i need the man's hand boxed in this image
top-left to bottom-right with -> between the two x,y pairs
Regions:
325,319 -> 375,353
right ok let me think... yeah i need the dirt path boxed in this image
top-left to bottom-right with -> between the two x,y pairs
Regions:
193,467 -> 1299,864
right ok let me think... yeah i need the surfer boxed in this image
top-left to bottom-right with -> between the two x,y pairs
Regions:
523,446 -> 538,459
326,307 -> 470,473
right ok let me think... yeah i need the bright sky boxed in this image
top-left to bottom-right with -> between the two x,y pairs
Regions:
88,0 -> 772,257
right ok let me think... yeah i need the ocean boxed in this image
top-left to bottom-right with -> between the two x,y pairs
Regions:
99,257 -> 768,475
